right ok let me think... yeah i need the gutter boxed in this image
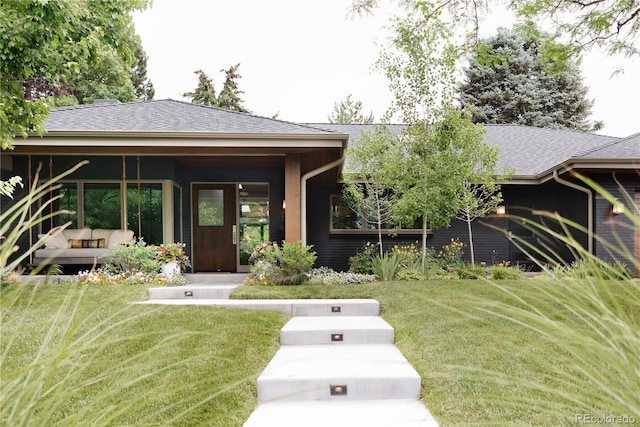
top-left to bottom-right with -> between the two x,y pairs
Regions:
300,150 -> 347,246
552,170 -> 593,255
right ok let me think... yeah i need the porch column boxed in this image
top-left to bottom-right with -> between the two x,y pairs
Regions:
284,153 -> 301,242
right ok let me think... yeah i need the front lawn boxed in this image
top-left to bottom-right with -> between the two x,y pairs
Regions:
235,277 -> 640,425
1,283 -> 288,427
2,277 -> 638,426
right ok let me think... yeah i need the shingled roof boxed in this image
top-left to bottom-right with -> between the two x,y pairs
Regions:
43,99 -> 336,135
34,100 -> 636,180
314,123 -> 634,180
576,132 -> 640,159
482,125 -> 620,178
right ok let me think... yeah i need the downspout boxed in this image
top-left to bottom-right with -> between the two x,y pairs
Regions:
553,170 -> 593,255
301,150 -> 347,246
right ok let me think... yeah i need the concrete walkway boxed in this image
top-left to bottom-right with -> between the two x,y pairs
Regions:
142,274 -> 439,426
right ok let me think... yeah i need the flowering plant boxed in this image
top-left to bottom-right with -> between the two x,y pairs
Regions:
156,242 -> 191,269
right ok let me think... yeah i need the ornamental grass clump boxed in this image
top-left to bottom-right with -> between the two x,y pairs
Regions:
476,174 -> 640,417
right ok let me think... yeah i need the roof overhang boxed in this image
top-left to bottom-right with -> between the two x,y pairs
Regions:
12,131 -> 348,157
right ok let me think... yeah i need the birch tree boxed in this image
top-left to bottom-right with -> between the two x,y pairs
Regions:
377,4 -> 501,269
343,126 -> 399,256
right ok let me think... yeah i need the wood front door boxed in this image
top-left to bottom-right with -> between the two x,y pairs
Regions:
192,184 -> 236,272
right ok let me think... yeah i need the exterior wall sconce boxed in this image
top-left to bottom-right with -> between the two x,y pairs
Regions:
496,205 -> 506,215
612,203 -> 624,215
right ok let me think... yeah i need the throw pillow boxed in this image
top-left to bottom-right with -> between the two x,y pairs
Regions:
108,229 -> 134,248
68,238 -> 106,249
92,228 -> 114,242
38,232 -> 69,249
64,228 -> 92,240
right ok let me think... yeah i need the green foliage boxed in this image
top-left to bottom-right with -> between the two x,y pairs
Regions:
437,238 -> 465,267
348,242 -> 377,274
328,94 -> 374,123
104,238 -> 163,274
457,264 -> 488,279
391,242 -> 427,280
372,252 -> 401,281
551,259 -> 632,281
102,239 -> 161,276
489,264 -> 523,279
343,126 -> 399,252
1,282 -> 285,426
0,0 -> 150,149
183,64 -> 251,113
351,0 -> 640,57
63,45 -> 138,105
1,162 -> 88,282
247,241 -> 317,286
460,24 -> 602,132
131,43 -> 155,101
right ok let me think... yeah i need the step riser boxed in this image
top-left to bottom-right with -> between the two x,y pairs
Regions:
257,377 -> 421,402
148,286 -> 235,300
281,329 -> 394,345
291,302 -> 379,317
244,400 -> 439,427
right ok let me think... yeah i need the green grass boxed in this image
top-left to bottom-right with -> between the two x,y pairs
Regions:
234,278 -> 640,425
3,277 -> 638,426
1,283 -> 288,427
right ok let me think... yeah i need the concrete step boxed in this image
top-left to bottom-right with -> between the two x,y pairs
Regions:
184,273 -> 247,285
280,316 -> 394,345
257,344 -> 421,402
244,400 -> 439,427
137,298 -> 380,316
148,284 -> 239,300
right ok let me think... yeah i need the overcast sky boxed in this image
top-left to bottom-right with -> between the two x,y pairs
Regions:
133,0 -> 640,138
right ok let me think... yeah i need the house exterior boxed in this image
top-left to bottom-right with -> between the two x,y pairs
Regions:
2,99 -> 638,273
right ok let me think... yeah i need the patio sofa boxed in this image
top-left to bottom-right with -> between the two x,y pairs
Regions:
33,228 -> 134,265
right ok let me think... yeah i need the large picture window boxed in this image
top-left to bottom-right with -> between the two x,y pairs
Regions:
47,181 -> 172,245
84,183 -> 122,229
330,195 -> 426,234
128,183 -> 163,245
56,183 -> 78,228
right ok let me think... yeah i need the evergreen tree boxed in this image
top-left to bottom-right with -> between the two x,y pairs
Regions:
183,70 -> 218,106
183,64 -> 251,113
132,43 -> 155,101
216,64 -> 250,113
459,24 -> 603,132
328,94 -> 374,123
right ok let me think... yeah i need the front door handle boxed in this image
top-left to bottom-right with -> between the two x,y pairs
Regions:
232,225 -> 237,245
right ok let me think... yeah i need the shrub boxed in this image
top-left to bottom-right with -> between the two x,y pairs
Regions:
247,241 -> 317,286
490,265 -> 522,280
553,259 -> 632,280
457,264 -> 488,279
102,239 -> 161,275
348,242 -> 376,274
395,266 -> 426,281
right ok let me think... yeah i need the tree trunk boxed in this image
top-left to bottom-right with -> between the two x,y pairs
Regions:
421,215 -> 428,271
466,212 -> 475,266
